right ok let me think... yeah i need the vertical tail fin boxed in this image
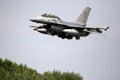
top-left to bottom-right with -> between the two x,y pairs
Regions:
76,7 -> 91,27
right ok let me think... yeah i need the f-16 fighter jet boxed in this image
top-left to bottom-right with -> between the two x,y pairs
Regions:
30,7 -> 109,40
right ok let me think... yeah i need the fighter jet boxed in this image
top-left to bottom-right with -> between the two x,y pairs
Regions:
30,7 -> 109,40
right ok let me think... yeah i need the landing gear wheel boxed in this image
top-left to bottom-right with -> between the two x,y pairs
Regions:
67,35 -> 73,40
75,37 -> 80,40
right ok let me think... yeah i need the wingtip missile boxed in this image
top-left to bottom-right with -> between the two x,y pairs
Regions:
105,26 -> 110,31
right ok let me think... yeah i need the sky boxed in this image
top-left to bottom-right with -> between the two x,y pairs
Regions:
0,0 -> 120,80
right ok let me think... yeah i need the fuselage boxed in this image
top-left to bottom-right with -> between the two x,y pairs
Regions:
30,14 -> 89,39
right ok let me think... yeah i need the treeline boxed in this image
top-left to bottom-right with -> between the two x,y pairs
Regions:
0,58 -> 83,80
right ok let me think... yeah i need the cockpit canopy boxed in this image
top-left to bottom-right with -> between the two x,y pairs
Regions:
41,13 -> 61,20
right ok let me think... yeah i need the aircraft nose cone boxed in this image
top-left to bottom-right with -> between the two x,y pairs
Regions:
30,19 -> 34,22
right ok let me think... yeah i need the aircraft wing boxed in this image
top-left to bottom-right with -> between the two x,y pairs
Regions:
57,21 -> 109,33
58,21 -> 108,33
78,26 -> 109,33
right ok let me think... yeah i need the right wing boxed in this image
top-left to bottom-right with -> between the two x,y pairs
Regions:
80,26 -> 110,33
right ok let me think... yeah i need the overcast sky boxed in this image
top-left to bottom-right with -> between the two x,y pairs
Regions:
0,0 -> 120,80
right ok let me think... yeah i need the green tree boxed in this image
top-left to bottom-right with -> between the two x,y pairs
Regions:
0,58 -> 83,80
